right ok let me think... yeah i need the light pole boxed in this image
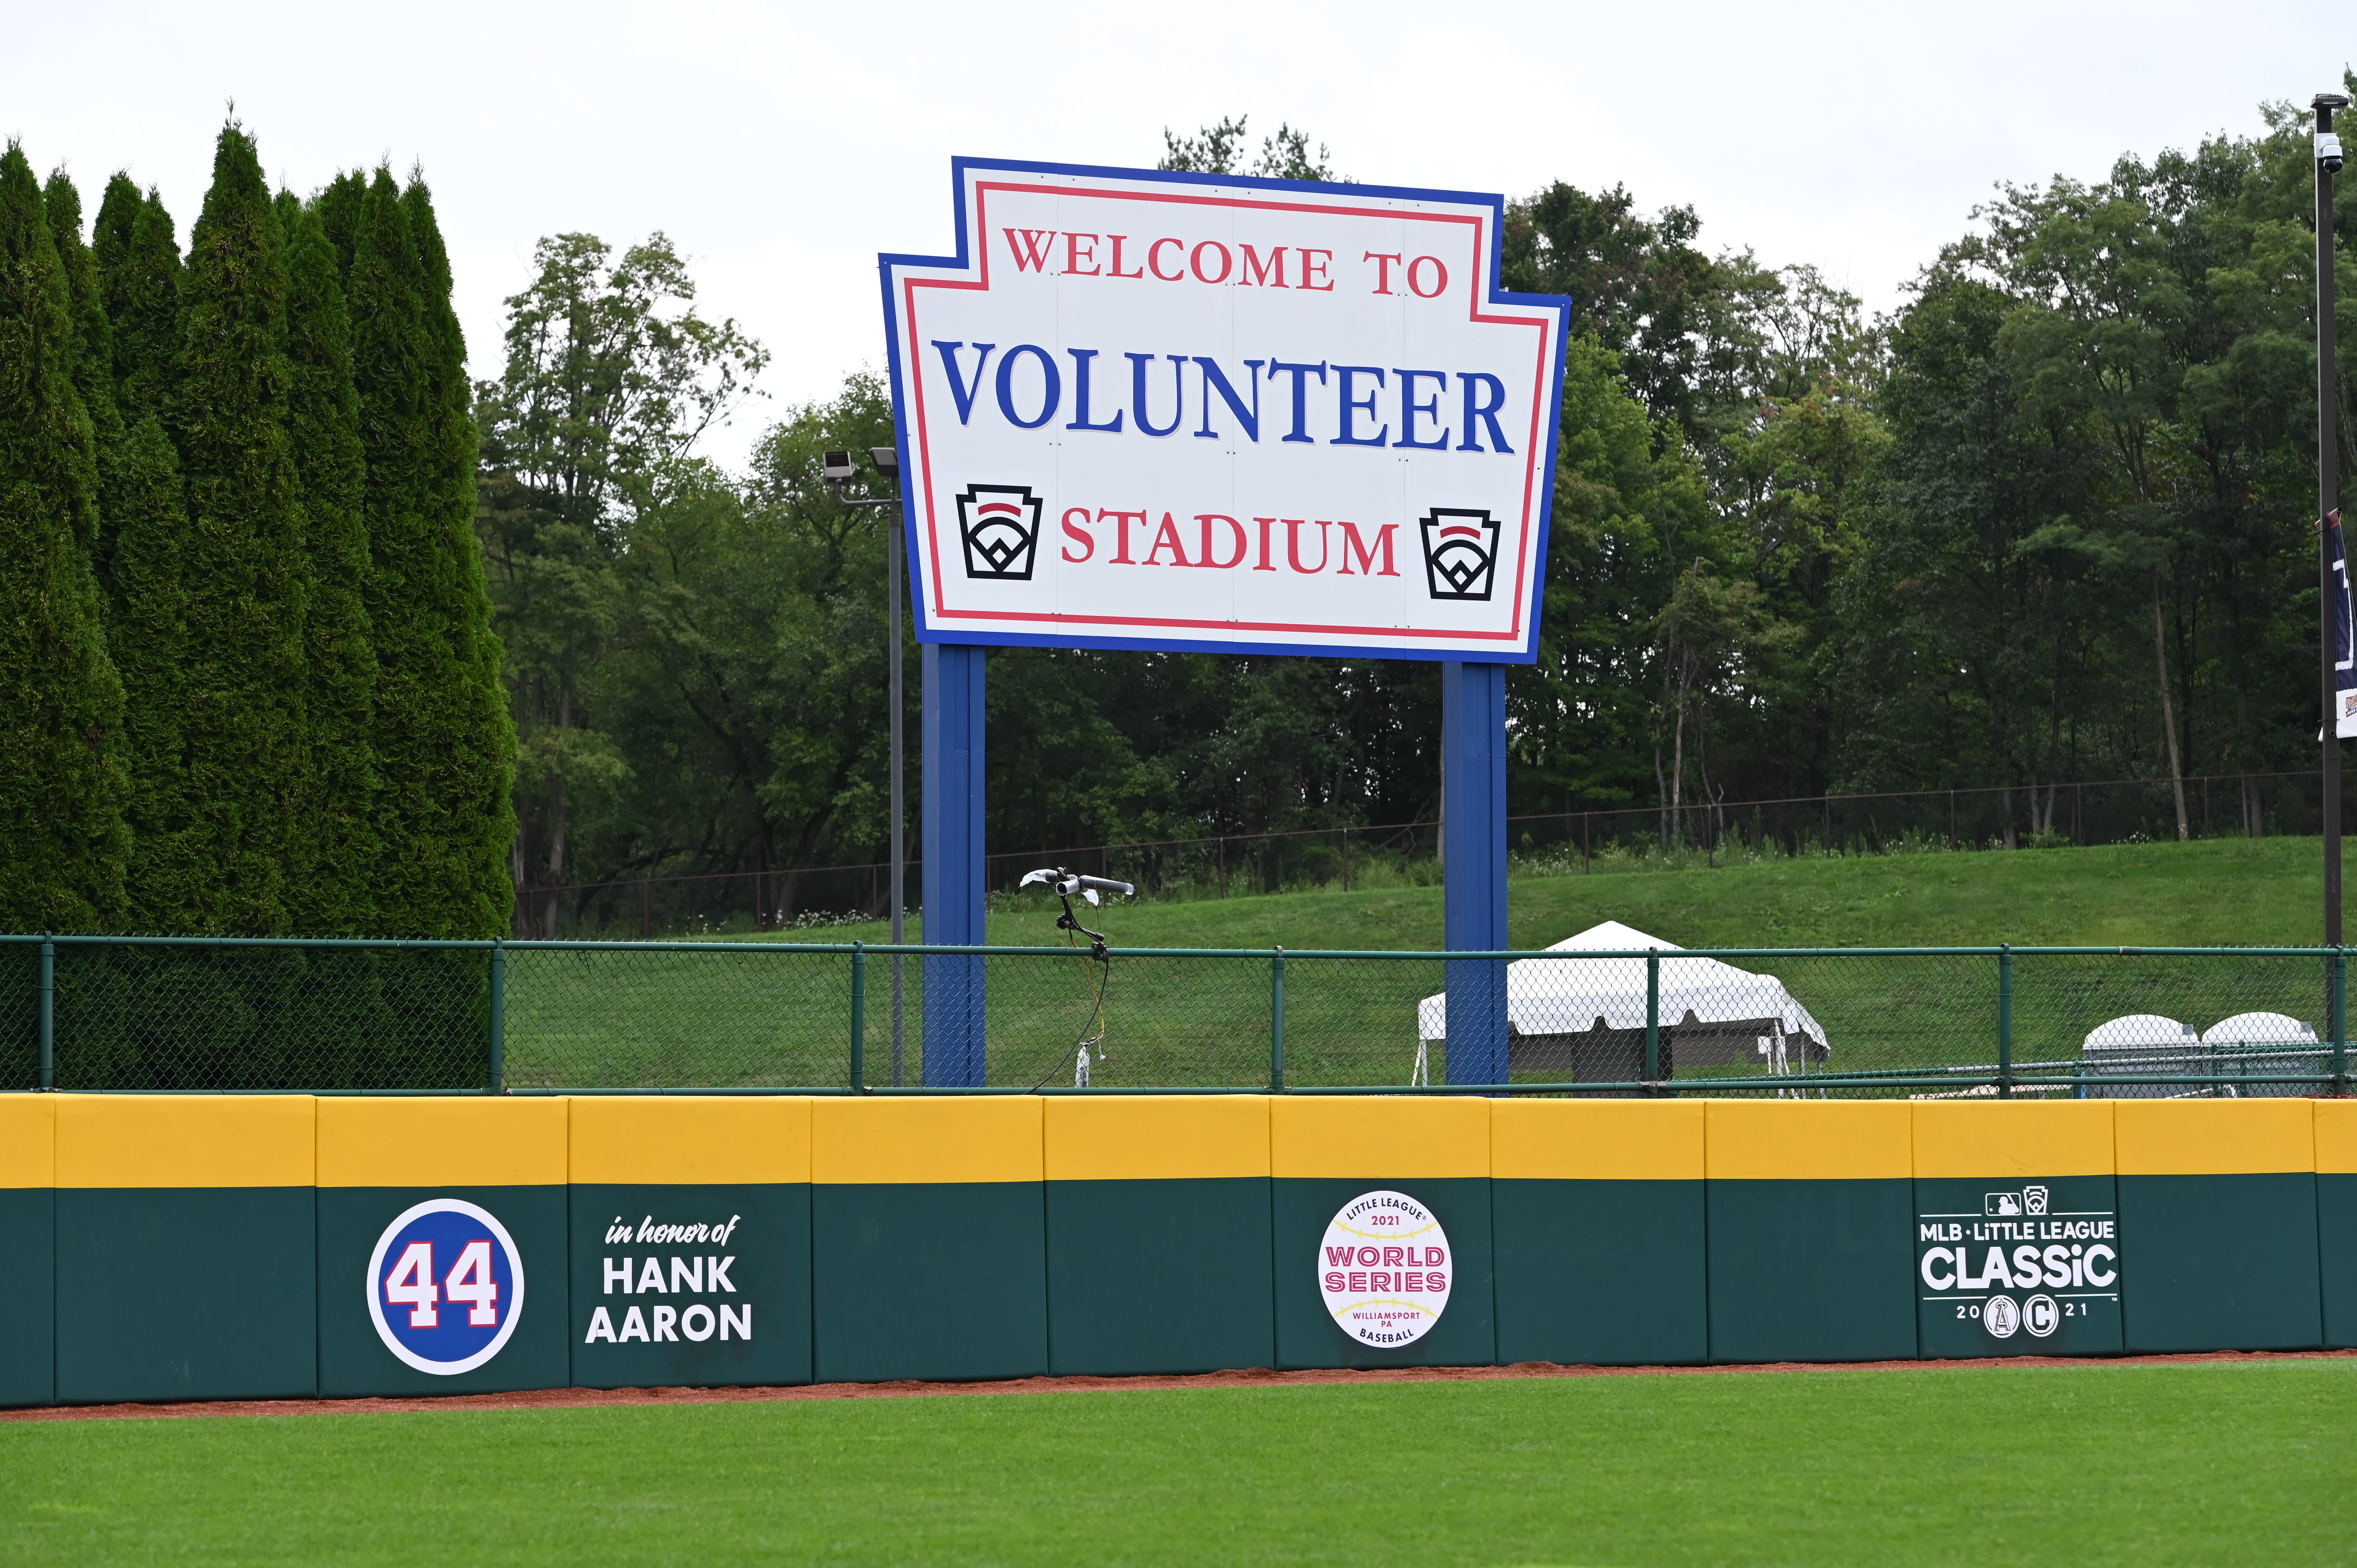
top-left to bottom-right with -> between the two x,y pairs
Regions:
2320,95 -> 2349,946
824,445 -> 910,1084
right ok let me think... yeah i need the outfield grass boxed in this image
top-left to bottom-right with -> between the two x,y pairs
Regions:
496,839 -> 2344,1091
4,1363 -> 2351,1565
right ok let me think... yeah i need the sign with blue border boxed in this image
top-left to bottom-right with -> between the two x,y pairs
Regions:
365,1198 -> 527,1376
878,158 -> 1573,662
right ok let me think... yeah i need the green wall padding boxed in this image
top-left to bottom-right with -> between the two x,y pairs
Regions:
1915,1174 -> 2121,1357
2119,1173 -> 2322,1353
570,1183 -> 810,1389
57,1187 -> 315,1403
316,1186 -> 569,1396
1047,1176 -> 1273,1376
2322,1173 -> 2357,1351
1493,1178 -> 1705,1366
0,1188 -> 53,1407
1272,1176 -> 1493,1370
813,1182 -> 1046,1383
1707,1178 -> 1915,1364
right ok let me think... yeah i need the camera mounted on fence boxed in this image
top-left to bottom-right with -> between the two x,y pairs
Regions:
1017,867 -> 1134,959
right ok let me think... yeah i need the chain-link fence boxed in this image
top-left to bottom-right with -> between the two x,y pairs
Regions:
2,935 -> 2350,1097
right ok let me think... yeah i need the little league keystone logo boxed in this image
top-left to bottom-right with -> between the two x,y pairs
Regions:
367,1198 -> 526,1375
956,484 -> 1044,580
1318,1189 -> 1452,1348
1417,509 -> 1502,600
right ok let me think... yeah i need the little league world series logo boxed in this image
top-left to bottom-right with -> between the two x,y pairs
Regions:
1319,1189 -> 1452,1347
1418,509 -> 1501,600
956,484 -> 1044,580
367,1198 -> 526,1375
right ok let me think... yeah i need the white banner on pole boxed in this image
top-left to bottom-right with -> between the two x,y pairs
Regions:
878,159 -> 1573,662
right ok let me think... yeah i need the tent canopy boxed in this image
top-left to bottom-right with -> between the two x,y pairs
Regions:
1416,920 -> 1829,1052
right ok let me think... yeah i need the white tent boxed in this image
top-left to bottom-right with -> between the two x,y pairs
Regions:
1415,920 -> 1829,1056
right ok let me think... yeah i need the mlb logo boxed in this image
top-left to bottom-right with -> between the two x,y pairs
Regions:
1418,509 -> 1502,601
1985,1191 -> 2023,1216
956,484 -> 1043,580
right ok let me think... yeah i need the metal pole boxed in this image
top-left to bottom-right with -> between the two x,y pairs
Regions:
889,503 -> 907,1088
488,939 -> 505,1093
37,938 -> 54,1091
1270,947 -> 1286,1092
1644,948 -> 1660,1093
2334,946 -> 2348,1097
850,941 -> 867,1093
1997,944 -> 2013,1100
2320,92 -> 2348,946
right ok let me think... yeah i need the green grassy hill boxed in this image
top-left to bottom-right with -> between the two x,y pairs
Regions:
815,837 -> 2330,952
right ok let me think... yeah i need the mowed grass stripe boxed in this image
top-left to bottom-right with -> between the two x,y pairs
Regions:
4,1361 -> 2351,1566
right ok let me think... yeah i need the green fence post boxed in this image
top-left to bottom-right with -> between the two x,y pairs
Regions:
850,942 -> 868,1093
2334,946 -> 2348,1097
1644,948 -> 1660,1094
487,939 -> 506,1093
1997,944 -> 2013,1099
37,937 -> 54,1091
1269,948 -> 1287,1091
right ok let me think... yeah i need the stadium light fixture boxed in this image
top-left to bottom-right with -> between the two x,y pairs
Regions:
868,446 -> 899,477
821,450 -> 859,484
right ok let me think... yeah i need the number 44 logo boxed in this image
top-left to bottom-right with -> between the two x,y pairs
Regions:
367,1199 -> 527,1375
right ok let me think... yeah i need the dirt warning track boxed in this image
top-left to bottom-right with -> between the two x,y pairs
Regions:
5,1347 -> 2352,1423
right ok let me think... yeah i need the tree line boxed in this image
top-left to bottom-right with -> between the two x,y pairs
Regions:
7,94 -> 2349,937
489,99 -> 2352,929
0,124 -> 509,936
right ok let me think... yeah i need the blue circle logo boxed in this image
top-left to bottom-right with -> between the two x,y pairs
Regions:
365,1199 -> 526,1375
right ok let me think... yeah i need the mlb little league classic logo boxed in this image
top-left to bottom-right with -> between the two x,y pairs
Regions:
366,1198 -> 527,1375
956,484 -> 1043,580
1418,509 -> 1502,600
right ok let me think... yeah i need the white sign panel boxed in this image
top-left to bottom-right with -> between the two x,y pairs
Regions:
878,159 -> 1573,662
1318,1189 -> 1452,1346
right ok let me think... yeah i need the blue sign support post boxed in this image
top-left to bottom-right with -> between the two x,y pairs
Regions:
921,643 -> 987,1086
1441,661 -> 1510,1085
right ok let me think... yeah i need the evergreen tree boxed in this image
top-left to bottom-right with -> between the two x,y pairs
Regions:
110,414 -> 199,920
173,124 -> 307,934
42,172 -> 123,465
92,175 -> 180,433
313,170 -> 364,281
277,191 -> 379,934
350,169 -> 513,936
0,143 -> 130,928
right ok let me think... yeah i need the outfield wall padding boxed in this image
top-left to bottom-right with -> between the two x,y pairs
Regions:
316,1099 -> 571,1396
1491,1101 -> 1707,1367
0,1096 -> 53,1407
569,1097 -> 811,1389
812,1098 -> 1046,1383
1044,1097 -> 1273,1376
2115,1101 -> 2321,1353
3,1093 -> 2351,1404
1705,1102 -> 1917,1364
54,1097 -> 318,1404
2320,1102 -> 2357,1350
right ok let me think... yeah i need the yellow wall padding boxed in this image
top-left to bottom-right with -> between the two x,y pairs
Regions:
1490,1099 -> 1705,1181
1269,1096 -> 1490,1180
2113,1099 -> 2316,1176
0,1095 -> 55,1188
569,1097 -> 812,1185
1045,1095 -> 1270,1181
813,1096 -> 1043,1185
1912,1100 -> 2114,1178
1705,1100 -> 1913,1181
2317,1100 -> 2357,1176
317,1097 -> 568,1188
56,1095 -> 315,1188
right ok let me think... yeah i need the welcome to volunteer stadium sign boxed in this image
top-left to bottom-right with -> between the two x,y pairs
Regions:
878,158 -> 1573,660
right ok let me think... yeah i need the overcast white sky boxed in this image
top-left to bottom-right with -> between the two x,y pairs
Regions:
7,0 -> 2344,469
